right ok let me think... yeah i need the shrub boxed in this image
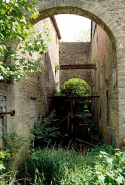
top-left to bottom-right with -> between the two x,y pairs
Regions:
32,110 -> 60,146
60,78 -> 91,97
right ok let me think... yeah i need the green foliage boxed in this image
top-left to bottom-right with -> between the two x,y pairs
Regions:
54,92 -> 66,96
33,110 -> 60,144
55,64 -> 60,72
20,147 -> 85,185
84,116 -> 99,134
0,150 -> 10,172
21,143 -> 125,185
0,131 -> 34,184
0,171 -> 18,185
78,100 -> 91,116
61,78 -> 91,96
0,0 -> 50,81
1,131 -> 34,170
74,28 -> 91,42
2,131 -> 34,155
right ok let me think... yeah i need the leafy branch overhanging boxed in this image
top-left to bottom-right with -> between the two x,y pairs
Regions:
0,0 -> 50,81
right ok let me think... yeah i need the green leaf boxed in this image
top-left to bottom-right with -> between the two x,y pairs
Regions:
98,174 -> 105,182
0,76 -> 3,80
5,0 -> 11,3
30,12 -> 37,19
27,5 -> 33,11
107,158 -> 113,165
0,163 -> 5,170
115,176 -> 124,184
40,51 -> 44,55
0,66 -> 5,72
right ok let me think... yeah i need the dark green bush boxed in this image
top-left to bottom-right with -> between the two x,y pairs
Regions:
32,110 -> 60,146
60,78 -> 91,97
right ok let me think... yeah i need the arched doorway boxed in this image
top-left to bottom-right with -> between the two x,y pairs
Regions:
28,1 -> 125,146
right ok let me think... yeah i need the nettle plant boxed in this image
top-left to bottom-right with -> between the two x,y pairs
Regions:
0,0 -> 50,82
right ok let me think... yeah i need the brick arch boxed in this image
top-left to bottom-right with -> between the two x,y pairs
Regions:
29,0 -> 125,146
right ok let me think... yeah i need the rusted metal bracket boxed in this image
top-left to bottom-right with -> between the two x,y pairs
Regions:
0,110 -> 15,116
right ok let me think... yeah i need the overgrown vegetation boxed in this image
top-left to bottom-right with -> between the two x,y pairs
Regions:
0,110 -> 59,184
32,110 -> 60,146
19,143 -> 125,185
0,131 -> 34,184
0,118 -> 125,185
0,0 -> 50,81
60,78 -> 91,97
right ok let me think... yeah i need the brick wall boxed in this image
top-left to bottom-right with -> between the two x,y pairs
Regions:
59,42 -> 93,86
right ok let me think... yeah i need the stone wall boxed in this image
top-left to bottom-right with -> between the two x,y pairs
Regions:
91,24 -> 118,145
59,42 -> 93,86
0,17 -> 60,146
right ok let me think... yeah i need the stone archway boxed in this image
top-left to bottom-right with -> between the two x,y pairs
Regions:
29,0 -> 125,147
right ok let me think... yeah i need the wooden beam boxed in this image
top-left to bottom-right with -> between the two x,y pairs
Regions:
60,64 -> 96,70
75,138 -> 95,147
70,96 -> 100,101
48,96 -> 100,100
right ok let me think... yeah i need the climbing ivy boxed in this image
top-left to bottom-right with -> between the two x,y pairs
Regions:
0,0 -> 50,81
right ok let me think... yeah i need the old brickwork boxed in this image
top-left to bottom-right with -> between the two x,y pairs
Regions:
0,17 -> 60,146
59,42 -> 92,86
91,24 -> 118,145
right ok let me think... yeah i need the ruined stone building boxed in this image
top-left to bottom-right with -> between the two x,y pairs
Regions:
1,0 -> 125,148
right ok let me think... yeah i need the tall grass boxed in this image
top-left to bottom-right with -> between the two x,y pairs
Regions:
20,143 -> 125,185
